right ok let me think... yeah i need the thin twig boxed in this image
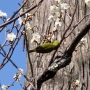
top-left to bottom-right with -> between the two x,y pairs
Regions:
0,0 -> 44,30
48,0 -> 78,66
65,13 -> 90,38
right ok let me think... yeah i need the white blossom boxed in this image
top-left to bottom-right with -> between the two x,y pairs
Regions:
48,15 -> 54,22
25,13 -> 32,18
19,9 -> 23,15
0,10 -> 7,17
31,33 -> 41,43
50,5 -> 59,12
13,73 -> 21,82
60,3 -> 70,10
54,26 -> 58,31
75,80 -> 80,86
54,12 -> 60,17
18,68 -> 24,75
13,73 -> 20,82
6,32 -> 16,41
80,37 -> 87,44
51,34 -> 55,42
85,0 -> 90,6
55,21 -> 62,29
25,21 -> 32,30
13,68 -> 24,82
18,17 -> 23,25
1,85 -> 7,90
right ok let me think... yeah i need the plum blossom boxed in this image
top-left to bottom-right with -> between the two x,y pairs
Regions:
1,85 -> 7,90
80,37 -> 87,44
6,32 -> 16,41
50,5 -> 59,12
0,10 -> 7,17
75,80 -> 80,87
31,33 -> 41,43
60,3 -> 70,10
48,15 -> 54,22
25,21 -> 32,30
55,21 -> 62,28
13,68 -> 23,82
18,17 -> 23,25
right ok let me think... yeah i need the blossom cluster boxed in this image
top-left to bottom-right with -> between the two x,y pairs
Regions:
0,10 -> 7,17
28,0 -> 70,44
1,68 -> 24,90
48,0 -> 70,31
6,32 -> 16,41
0,0 -> 89,90
71,80 -> 80,89
13,68 -> 24,82
1,0 -> 89,44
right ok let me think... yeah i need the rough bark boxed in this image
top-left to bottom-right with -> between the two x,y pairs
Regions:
24,0 -> 90,90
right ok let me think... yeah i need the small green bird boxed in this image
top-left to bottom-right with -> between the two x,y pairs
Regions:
29,40 -> 59,53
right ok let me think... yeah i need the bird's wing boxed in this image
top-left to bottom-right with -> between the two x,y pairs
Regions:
40,43 -> 54,49
35,43 -> 54,53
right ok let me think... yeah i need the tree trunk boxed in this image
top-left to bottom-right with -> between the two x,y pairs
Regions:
24,0 -> 90,90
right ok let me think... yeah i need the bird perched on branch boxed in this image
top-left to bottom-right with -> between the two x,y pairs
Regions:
29,40 -> 59,53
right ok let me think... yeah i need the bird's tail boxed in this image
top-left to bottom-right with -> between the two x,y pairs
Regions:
29,50 -> 35,53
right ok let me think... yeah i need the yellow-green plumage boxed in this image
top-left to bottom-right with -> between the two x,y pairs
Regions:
29,40 -> 59,53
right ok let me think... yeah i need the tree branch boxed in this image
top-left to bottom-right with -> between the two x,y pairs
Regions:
37,20 -> 90,90
0,0 -> 44,30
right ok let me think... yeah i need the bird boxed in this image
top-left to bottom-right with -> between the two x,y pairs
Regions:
29,40 -> 59,53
